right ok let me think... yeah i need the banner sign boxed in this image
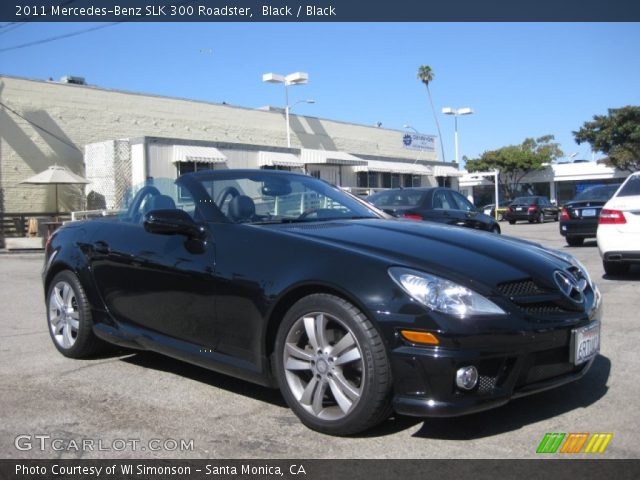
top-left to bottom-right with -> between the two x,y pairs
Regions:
402,133 -> 436,152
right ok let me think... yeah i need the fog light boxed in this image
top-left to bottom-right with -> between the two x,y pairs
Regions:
456,366 -> 478,390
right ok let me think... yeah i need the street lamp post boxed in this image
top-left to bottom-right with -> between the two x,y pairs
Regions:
442,107 -> 473,164
262,72 -> 310,148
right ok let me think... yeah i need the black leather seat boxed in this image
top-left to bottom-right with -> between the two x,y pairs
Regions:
228,195 -> 255,223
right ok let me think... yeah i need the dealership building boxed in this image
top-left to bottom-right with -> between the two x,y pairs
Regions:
459,161 -> 630,207
0,74 -> 463,219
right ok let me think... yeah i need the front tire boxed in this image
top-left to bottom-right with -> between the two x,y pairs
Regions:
566,237 -> 584,247
274,294 -> 392,435
47,271 -> 105,358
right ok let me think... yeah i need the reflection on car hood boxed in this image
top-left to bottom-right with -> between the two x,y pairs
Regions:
268,218 -> 570,291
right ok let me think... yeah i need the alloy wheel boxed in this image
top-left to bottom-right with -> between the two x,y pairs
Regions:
282,311 -> 364,421
48,280 -> 80,349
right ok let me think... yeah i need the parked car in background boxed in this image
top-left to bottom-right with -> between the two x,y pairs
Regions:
505,196 -> 559,224
597,172 -> 640,275
559,184 -> 622,246
367,187 -> 501,233
43,169 -> 601,435
482,200 -> 512,221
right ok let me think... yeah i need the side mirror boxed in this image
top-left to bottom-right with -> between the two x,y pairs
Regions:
144,209 -> 206,240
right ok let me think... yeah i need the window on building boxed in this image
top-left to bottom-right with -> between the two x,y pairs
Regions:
357,171 -> 379,188
381,172 -> 391,188
177,161 -> 214,199
391,173 -> 401,188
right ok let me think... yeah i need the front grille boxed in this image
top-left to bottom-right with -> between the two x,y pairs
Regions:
477,375 -> 498,394
497,279 -> 545,297
526,363 -> 578,384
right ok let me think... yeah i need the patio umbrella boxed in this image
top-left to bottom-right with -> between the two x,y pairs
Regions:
20,165 -> 90,217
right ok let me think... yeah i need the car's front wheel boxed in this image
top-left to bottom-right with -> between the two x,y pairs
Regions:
566,237 -> 584,246
274,294 -> 392,435
47,271 -> 105,358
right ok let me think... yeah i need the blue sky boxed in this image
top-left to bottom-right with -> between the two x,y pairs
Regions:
1,22 -> 639,163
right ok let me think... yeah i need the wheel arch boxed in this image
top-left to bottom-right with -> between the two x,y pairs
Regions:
264,282 -> 376,360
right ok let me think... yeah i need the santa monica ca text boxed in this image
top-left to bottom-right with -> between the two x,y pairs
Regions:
16,464 -> 307,476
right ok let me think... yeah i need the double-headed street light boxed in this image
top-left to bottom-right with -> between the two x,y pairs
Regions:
442,107 -> 473,164
263,72 -> 310,148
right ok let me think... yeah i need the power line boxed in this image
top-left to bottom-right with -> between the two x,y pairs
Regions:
0,100 -> 82,152
0,22 -> 121,54
0,23 -> 26,37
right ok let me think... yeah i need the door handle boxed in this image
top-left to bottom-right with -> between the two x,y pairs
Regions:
93,241 -> 110,254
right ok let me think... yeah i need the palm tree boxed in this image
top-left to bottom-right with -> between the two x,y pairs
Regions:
417,65 -> 446,162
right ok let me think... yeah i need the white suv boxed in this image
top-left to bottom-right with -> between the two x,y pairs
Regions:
597,171 -> 640,275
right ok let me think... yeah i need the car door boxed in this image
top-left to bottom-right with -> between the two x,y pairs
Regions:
87,186 -> 218,349
450,191 -> 487,230
429,189 -> 466,226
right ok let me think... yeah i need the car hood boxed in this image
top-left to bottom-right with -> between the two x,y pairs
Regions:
268,218 -> 571,293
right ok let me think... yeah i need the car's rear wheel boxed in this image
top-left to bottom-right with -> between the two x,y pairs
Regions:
509,220 -> 516,225
566,237 -> 584,246
603,260 -> 629,276
47,271 -> 105,358
491,225 -> 501,234
274,294 -> 392,435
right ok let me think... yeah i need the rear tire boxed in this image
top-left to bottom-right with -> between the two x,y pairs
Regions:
491,225 -> 501,234
46,271 -> 106,358
566,237 -> 584,247
509,220 -> 516,225
603,261 -> 629,276
274,294 -> 392,435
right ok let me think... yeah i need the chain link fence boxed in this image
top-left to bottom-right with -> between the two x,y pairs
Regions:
84,140 -> 132,211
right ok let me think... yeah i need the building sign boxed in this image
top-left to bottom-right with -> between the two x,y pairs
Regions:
402,133 -> 436,152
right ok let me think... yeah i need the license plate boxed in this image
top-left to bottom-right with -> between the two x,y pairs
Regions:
582,208 -> 596,217
571,322 -> 600,365
516,207 -> 523,211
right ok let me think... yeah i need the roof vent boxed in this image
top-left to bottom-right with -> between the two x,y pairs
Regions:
60,75 -> 86,85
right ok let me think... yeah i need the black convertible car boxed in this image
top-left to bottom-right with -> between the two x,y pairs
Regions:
44,170 -> 601,435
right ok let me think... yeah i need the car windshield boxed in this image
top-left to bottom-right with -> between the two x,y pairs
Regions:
512,197 -> 537,204
574,184 -> 621,201
182,171 -> 381,224
617,175 -> 640,197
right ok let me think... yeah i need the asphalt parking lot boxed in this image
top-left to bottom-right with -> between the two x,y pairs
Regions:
1,220 -> 639,459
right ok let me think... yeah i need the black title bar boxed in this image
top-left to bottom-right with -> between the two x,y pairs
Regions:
2,0 -> 640,22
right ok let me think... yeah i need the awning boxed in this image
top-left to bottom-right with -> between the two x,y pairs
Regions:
258,151 -> 305,168
433,165 -> 464,177
173,145 -> 227,163
353,160 -> 432,176
301,148 -> 367,166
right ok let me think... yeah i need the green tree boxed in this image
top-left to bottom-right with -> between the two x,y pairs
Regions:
417,65 -> 446,163
573,106 -> 640,172
465,136 -> 563,200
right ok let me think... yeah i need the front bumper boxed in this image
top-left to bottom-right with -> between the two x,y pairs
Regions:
387,317 -> 599,418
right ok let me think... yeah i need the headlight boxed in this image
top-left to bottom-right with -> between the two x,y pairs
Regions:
388,267 -> 506,317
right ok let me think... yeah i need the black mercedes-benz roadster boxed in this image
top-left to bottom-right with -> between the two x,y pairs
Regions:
43,169 -> 601,435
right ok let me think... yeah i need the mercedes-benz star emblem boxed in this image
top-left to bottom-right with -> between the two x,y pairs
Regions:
554,270 -> 585,304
